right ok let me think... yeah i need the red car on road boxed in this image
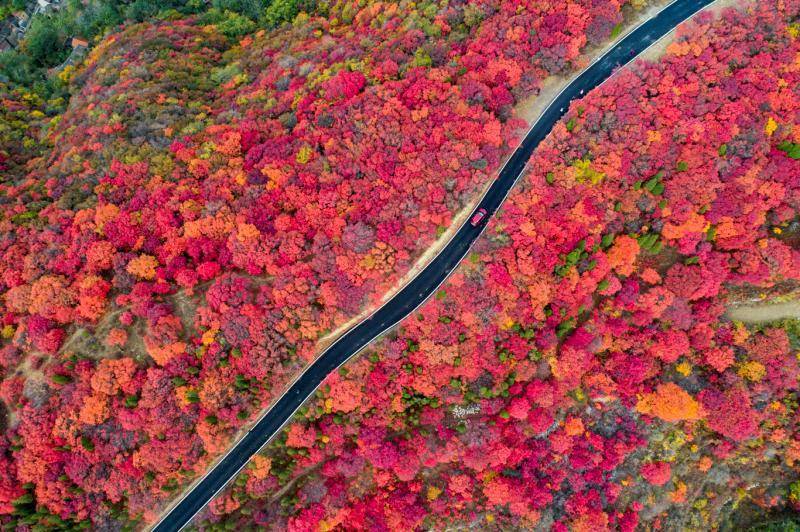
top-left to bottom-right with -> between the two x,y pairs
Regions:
470,208 -> 488,227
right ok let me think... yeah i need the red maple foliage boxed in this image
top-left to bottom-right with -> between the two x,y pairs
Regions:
194,3 -> 800,529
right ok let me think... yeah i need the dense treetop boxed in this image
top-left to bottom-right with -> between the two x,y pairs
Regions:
0,0 -> 647,527
191,2 -> 800,530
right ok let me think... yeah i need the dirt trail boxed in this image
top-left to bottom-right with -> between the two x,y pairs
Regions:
726,301 -> 800,324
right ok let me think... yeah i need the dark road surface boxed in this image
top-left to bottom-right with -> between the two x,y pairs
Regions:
154,1 -> 715,529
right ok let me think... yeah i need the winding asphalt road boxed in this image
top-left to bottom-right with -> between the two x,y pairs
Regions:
154,1 -> 715,529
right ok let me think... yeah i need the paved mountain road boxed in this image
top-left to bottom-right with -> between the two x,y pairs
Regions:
154,1 -> 715,529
